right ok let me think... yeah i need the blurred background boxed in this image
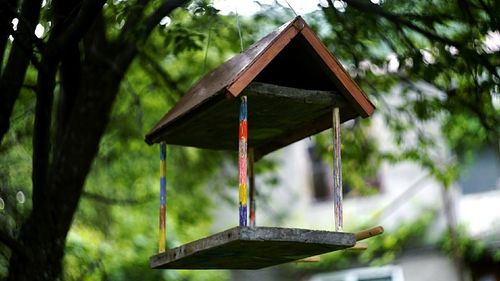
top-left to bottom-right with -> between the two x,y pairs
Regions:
0,0 -> 499,280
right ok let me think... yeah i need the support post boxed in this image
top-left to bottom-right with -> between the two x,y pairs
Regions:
159,142 -> 167,252
332,107 -> 343,231
249,148 -> 256,227
239,96 -> 248,227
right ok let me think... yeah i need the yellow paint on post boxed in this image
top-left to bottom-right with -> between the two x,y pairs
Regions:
239,183 -> 248,205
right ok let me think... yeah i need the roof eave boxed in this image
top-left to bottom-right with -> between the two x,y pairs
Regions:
299,23 -> 375,117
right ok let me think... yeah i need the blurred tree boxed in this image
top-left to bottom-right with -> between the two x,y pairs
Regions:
0,0 -> 207,280
0,0 -> 271,279
251,0 -> 498,193
316,0 -> 499,184
313,2 -> 499,278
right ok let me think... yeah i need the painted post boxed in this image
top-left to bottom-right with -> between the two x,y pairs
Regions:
239,96 -> 248,227
249,148 -> 256,227
159,142 -> 167,252
333,107 -> 343,232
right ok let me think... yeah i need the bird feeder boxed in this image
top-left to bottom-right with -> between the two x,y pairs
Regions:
145,16 -> 383,270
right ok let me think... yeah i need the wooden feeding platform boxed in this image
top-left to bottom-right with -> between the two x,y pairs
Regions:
150,227 -> 356,269
146,16 -> 381,270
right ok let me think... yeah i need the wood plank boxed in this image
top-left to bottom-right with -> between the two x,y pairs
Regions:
150,226 -> 356,269
244,82 -> 347,107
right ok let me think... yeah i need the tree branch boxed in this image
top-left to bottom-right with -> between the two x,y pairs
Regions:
457,0 -> 474,25
342,0 -> 459,46
0,0 -> 43,145
143,0 -> 190,38
0,0 -> 45,52
477,0 -> 500,31
82,191 -> 153,205
113,0 -> 190,76
31,57 -> 57,216
0,20 -> 43,69
54,43 -> 81,150
340,0 -> 500,80
0,0 -> 19,72
117,0 -> 149,43
43,0 -> 189,239
52,0 -> 107,51
138,50 -> 184,101
396,12 -> 456,24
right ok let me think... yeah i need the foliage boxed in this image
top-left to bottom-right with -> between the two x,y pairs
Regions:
252,0 -> 499,191
288,212 -> 499,279
315,119 -> 382,196
0,0 -> 276,279
440,225 -> 500,266
0,0 -> 257,279
315,0 -> 499,187
63,51 -> 238,279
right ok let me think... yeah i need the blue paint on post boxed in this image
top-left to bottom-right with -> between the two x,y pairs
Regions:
160,177 -> 167,205
239,205 -> 247,227
239,98 -> 247,121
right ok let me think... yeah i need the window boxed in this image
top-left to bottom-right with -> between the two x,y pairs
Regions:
458,144 -> 500,194
308,145 -> 333,201
307,144 -> 381,201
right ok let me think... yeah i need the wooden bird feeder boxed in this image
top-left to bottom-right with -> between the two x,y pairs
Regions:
146,16 -> 383,270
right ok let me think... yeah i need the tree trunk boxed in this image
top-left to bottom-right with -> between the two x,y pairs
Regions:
7,215 -> 66,281
0,0 -> 43,143
6,63 -> 126,280
5,28 -> 128,277
3,1 -> 188,280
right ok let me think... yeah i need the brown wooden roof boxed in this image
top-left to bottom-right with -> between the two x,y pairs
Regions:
145,16 -> 375,159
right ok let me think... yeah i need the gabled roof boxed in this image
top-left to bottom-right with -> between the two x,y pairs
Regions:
145,16 -> 375,158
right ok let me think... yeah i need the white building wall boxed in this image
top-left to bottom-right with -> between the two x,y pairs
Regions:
397,251 -> 460,281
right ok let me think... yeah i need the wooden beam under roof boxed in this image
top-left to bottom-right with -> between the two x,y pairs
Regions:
145,82 -> 354,159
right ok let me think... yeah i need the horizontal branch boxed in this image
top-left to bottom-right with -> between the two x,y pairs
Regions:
138,50 -> 183,101
82,191 -> 154,205
342,0 -> 458,47
337,0 -> 500,80
143,0 -> 190,37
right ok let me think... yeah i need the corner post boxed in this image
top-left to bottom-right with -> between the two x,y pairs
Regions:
159,142 -> 167,252
239,96 -> 248,227
333,107 -> 343,231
